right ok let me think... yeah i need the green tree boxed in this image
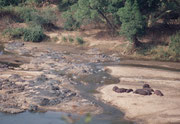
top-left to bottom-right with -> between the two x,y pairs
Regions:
61,0 -> 124,31
60,0 -> 179,47
0,0 -> 22,7
117,0 -> 145,47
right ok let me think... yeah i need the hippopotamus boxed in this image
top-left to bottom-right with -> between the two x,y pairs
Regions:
154,90 -> 164,96
134,89 -> 152,95
112,86 -> 128,93
143,84 -> 151,88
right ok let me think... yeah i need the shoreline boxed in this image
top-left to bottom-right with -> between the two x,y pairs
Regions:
97,66 -> 180,124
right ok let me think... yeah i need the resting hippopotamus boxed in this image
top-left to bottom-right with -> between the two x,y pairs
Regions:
112,86 -> 127,93
134,89 -> 152,95
154,90 -> 164,96
143,84 -> 151,88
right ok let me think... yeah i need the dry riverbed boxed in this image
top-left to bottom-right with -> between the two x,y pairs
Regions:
0,41 -> 120,114
1,41 -> 180,124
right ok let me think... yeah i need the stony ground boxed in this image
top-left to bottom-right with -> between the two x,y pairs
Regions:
0,41 -> 120,114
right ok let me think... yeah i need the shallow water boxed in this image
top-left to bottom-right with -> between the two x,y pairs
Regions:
0,111 -> 132,124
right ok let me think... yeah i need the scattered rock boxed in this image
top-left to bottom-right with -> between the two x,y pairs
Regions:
154,90 -> 164,96
40,98 -> 50,106
29,104 -> 38,112
6,90 -> 13,94
51,85 -> 59,90
5,41 -> 24,51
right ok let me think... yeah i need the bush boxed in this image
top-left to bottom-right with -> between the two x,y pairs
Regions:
14,6 -> 56,28
3,27 -> 25,38
0,0 -> 22,7
32,8 -> 57,26
76,37 -> 84,44
62,10 -> 80,31
62,36 -> 67,42
23,25 -> 45,42
14,6 -> 37,22
68,36 -> 74,42
169,32 -> 180,57
25,0 -> 44,6
3,26 -> 45,42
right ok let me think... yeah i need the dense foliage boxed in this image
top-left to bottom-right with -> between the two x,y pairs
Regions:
60,0 -> 180,47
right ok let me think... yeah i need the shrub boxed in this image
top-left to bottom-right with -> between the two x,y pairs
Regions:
62,10 -> 80,31
169,32 -> 180,57
14,6 -> 37,22
62,36 -> 67,42
76,37 -> 84,44
31,8 -> 57,26
3,27 -> 25,38
68,36 -> 74,42
0,0 -> 22,7
25,0 -> 44,6
23,25 -> 45,42
3,26 -> 45,42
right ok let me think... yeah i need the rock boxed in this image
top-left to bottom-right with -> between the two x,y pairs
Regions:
6,90 -> 13,94
143,84 -> 151,88
9,74 -> 21,80
51,85 -> 59,90
29,104 -> 38,112
17,85 -> 25,92
68,92 -> 77,97
126,89 -> 133,93
36,75 -> 48,84
40,98 -> 50,106
154,90 -> 164,96
82,70 -> 87,73
134,89 -> 151,95
5,41 -> 24,51
48,98 -> 61,105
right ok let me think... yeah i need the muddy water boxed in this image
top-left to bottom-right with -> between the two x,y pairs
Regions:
0,111 -> 132,124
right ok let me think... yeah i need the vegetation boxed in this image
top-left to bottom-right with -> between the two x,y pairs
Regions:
169,32 -> 180,57
3,26 -> 45,42
3,27 -> 25,39
76,37 -> 84,44
23,25 -> 45,42
62,36 -> 67,42
60,0 -> 180,47
0,0 -> 179,60
68,36 -> 74,42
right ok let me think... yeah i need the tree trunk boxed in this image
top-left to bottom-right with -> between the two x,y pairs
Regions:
132,35 -> 142,47
96,9 -> 116,32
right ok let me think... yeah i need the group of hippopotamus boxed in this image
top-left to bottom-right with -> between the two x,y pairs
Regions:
112,84 -> 164,96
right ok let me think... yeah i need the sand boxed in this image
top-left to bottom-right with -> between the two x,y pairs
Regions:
98,66 -> 180,124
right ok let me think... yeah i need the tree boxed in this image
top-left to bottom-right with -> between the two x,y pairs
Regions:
117,0 -> 145,47
60,0 -> 179,47
61,0 -> 124,31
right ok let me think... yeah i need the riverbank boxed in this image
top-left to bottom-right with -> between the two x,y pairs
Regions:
98,65 -> 180,124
